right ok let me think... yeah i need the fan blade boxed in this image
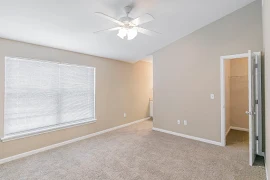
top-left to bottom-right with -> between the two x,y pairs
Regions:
137,27 -> 160,36
95,12 -> 124,26
131,14 -> 154,26
93,27 -> 121,34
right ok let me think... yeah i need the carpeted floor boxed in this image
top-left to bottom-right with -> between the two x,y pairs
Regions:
0,120 -> 266,180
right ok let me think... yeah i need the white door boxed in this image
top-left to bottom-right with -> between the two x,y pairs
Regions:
247,50 -> 256,166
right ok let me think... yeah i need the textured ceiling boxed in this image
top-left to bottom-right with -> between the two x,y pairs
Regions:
0,0 -> 255,62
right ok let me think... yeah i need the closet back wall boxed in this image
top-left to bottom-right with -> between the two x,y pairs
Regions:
230,58 -> 249,129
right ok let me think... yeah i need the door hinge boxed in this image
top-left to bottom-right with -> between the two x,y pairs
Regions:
255,100 -> 259,104
256,136 -> 259,140
255,64 -> 258,68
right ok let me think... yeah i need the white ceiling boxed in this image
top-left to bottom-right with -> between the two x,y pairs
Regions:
0,0 -> 255,63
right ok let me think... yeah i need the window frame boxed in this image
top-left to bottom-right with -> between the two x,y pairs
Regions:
1,56 -> 96,142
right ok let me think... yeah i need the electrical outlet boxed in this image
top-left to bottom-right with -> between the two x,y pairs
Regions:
177,120 -> 180,125
124,113 -> 127,118
184,120 -> 188,126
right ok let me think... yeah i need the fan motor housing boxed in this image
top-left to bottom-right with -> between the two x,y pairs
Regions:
119,16 -> 133,24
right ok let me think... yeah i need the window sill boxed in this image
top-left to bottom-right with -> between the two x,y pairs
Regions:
1,119 -> 97,142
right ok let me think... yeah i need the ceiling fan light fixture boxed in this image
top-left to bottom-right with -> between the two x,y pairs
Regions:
127,27 -> 138,40
117,28 -> 127,39
94,7 -> 159,40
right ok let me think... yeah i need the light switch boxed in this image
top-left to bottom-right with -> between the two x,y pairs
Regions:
210,94 -> 215,100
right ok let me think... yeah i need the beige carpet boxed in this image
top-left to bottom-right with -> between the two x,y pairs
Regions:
0,120 -> 266,180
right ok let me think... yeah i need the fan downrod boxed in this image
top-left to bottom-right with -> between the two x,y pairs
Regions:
124,6 -> 132,16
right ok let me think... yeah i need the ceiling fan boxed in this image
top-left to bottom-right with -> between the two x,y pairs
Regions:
94,6 -> 160,40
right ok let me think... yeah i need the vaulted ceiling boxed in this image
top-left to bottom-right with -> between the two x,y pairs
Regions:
0,0 -> 255,63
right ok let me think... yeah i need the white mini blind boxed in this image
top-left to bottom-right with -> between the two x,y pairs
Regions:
4,57 -> 95,136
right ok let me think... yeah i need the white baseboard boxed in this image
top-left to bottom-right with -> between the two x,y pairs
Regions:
0,117 -> 150,165
230,126 -> 249,132
152,127 -> 222,146
226,126 -> 249,136
226,127 -> 231,136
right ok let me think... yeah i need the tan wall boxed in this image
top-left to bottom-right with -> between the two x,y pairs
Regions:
263,0 -> 270,177
153,1 -> 263,142
230,58 -> 249,129
0,38 -> 153,159
225,60 -> 231,133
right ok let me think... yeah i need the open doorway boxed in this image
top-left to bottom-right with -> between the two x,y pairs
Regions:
224,57 -> 249,147
220,51 -> 263,166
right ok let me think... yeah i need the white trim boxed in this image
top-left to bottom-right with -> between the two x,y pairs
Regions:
220,52 -> 251,147
0,117 -> 150,165
5,56 -> 95,69
1,119 -> 97,142
220,53 -> 249,60
152,127 -> 222,146
230,126 -> 249,132
248,50 -> 254,166
220,55 -> 226,146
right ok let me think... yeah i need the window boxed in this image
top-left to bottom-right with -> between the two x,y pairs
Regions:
3,57 -> 96,140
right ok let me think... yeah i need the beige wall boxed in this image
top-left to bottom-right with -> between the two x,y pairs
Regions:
0,38 -> 153,159
263,0 -> 270,177
153,1 -> 263,142
230,58 -> 249,129
225,60 -> 231,133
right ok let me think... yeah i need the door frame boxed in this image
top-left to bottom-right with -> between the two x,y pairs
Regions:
220,52 -> 263,155
254,52 -> 264,157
